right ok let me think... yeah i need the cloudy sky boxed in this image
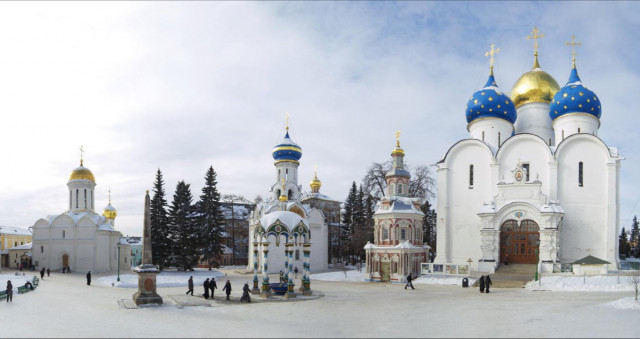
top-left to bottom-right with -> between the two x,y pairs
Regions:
0,2 -> 639,237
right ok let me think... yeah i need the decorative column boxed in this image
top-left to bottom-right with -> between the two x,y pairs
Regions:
260,241 -> 271,298
302,243 -> 312,296
132,191 -> 163,305
252,241 -> 260,294
284,244 -> 290,283
285,242 -> 296,299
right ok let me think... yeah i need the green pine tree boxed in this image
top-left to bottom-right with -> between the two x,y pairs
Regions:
150,169 -> 171,269
421,200 -> 437,258
619,227 -> 631,259
169,181 -> 199,270
196,166 -> 225,268
341,181 -> 357,261
630,216 -> 640,258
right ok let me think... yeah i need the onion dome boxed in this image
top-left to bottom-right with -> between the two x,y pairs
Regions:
310,172 -> 321,192
549,66 -> 601,120
510,54 -> 560,108
103,203 -> 117,220
272,128 -> 302,164
466,72 -> 517,124
69,159 -> 96,182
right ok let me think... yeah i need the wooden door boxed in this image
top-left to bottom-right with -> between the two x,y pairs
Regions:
500,220 -> 539,264
62,254 -> 69,268
381,262 -> 390,282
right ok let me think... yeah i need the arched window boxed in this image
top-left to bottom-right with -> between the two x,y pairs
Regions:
578,162 -> 584,187
84,189 -> 87,208
498,132 -> 501,146
288,190 -> 293,200
62,230 -> 65,239
75,189 -> 79,208
295,250 -> 300,260
383,228 -> 389,240
523,163 -> 530,182
41,246 -> 44,253
562,130 -> 565,140
401,229 -> 406,240
578,127 -> 581,133
469,165 -> 474,188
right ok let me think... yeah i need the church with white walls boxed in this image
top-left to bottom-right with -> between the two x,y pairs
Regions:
247,123 -> 328,284
31,154 -> 131,273
435,29 -> 621,274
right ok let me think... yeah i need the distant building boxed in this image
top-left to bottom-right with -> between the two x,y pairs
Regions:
31,156 -> 131,273
125,236 -> 143,266
0,226 -> 32,269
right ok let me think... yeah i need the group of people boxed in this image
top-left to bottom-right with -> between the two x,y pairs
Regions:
39,267 -> 50,279
478,275 -> 492,293
185,276 -> 251,303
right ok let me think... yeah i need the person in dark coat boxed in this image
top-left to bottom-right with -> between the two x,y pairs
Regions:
485,275 -> 493,293
479,275 -> 485,293
46,268 -> 50,277
404,273 -> 415,290
62,266 -> 66,274
6,281 -> 13,302
86,271 -> 91,286
40,268 -> 45,279
186,276 -> 194,295
203,278 -> 210,299
209,278 -> 217,298
240,282 -> 251,303
222,280 -> 232,300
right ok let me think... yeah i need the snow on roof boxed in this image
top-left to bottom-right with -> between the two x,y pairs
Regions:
0,226 -> 32,236
364,241 -> 430,250
221,245 -> 233,255
9,242 -> 32,250
375,196 -> 424,215
301,192 -> 341,203
260,210 -> 309,229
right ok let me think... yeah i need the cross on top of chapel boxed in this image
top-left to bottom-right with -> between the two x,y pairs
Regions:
566,35 -> 582,68
527,26 -> 544,56
79,145 -> 84,166
485,43 -> 500,74
395,131 -> 401,147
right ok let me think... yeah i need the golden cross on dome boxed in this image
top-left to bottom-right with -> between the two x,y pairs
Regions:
485,43 -> 500,74
108,187 -> 112,204
79,145 -> 84,166
527,27 -> 544,55
285,113 -> 290,131
395,130 -> 401,147
314,164 -> 318,176
566,35 -> 582,68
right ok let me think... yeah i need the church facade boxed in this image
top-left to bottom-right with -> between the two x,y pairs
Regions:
247,124 -> 329,278
31,157 -> 131,273
435,32 -> 621,274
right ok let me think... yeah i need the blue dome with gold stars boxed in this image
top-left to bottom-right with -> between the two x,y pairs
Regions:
549,67 -> 601,121
272,130 -> 302,164
466,73 -> 517,125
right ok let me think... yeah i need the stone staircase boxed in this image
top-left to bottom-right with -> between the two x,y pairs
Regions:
473,264 -> 536,288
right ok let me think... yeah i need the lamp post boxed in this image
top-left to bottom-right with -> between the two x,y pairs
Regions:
117,242 -> 121,282
534,239 -> 540,281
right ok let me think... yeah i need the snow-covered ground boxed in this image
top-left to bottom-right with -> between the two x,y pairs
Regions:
0,272 -> 37,293
96,269 -> 226,288
2,267 -> 640,337
527,274 -> 640,292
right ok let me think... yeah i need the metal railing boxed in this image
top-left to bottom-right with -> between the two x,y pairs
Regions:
618,262 -> 640,270
552,263 -> 573,273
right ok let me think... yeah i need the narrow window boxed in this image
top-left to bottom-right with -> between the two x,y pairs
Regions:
548,138 -> 552,145
579,162 -> 584,187
14,242 -> 17,247
383,228 -> 389,240
401,229 -> 406,240
469,165 -> 474,188
69,192 -> 72,209
41,246 -> 43,253
578,127 -> 581,133
562,130 -> 565,140
295,250 -> 300,260
75,189 -> 79,208
84,189 -> 87,208
482,131 -> 485,141
62,230 -> 65,239
286,168 -> 288,174
498,132 -> 501,146
288,190 -> 293,200
523,163 -> 530,182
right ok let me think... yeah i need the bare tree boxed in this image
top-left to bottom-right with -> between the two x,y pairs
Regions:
362,161 -> 391,200
630,274 -> 640,301
362,161 -> 435,202
408,165 -> 436,202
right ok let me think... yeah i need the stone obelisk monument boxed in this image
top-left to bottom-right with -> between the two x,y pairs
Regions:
132,190 -> 163,305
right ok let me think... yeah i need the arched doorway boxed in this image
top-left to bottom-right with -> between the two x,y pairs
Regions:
500,220 -> 539,264
62,254 -> 69,269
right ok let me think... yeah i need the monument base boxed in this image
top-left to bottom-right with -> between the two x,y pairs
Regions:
132,265 -> 163,306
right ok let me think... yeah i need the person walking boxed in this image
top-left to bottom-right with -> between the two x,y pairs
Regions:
46,268 -> 50,277
479,275 -> 485,293
404,273 -> 415,290
62,266 -> 66,274
240,282 -> 251,303
209,278 -> 217,298
485,275 -> 493,293
222,280 -> 232,301
186,276 -> 194,296
40,268 -> 45,279
6,280 -> 13,303
203,278 -> 210,299
86,271 -> 91,286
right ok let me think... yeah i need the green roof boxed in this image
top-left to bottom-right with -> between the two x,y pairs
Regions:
572,255 -> 611,265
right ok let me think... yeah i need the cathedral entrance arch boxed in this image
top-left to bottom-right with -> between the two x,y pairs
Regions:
62,253 -> 69,268
500,220 -> 539,264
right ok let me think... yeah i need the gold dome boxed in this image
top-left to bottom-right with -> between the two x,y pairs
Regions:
69,161 -> 96,182
310,173 -> 322,191
103,205 -> 117,220
510,54 -> 560,108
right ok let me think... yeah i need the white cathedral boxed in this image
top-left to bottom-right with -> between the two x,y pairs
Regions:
435,33 -> 621,274
31,156 -> 131,273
